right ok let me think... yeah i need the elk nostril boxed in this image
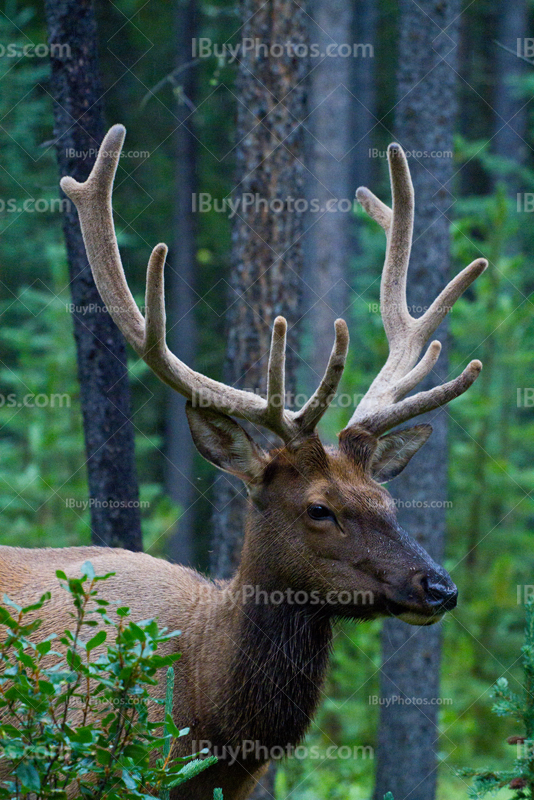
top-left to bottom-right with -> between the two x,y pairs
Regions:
421,576 -> 458,611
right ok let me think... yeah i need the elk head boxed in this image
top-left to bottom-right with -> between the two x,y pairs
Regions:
61,128 -> 487,627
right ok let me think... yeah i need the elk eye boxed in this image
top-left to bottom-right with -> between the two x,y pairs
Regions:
307,504 -> 336,522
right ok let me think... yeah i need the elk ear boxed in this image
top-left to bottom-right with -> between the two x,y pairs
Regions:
370,424 -> 432,483
186,404 -> 266,484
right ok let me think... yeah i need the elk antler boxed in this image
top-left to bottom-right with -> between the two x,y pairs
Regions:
60,125 -> 349,445
344,143 -> 487,436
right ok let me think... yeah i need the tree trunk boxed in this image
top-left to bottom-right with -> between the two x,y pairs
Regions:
166,0 -> 198,566
209,3 -> 309,794
210,0 -> 309,581
493,0 -> 528,173
351,0 -> 378,192
373,2 -> 460,799
303,0 -> 353,398
45,0 -> 142,551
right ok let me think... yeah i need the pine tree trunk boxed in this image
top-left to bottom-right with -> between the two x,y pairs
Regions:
210,0 -> 309,580
493,0 -> 528,173
166,0 -> 198,566
373,2 -> 460,798
209,4 -> 309,795
303,0 -> 353,396
45,0 -> 142,551
351,0 -> 378,192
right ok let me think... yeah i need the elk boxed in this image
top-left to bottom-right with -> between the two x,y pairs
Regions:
0,127 -> 487,800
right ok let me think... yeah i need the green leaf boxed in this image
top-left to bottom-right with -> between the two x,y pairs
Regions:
122,769 -> 137,790
86,630 -> 107,652
15,762 -> 40,791
2,595 -> 21,612
38,679 -> 55,695
166,757 -> 218,788
96,747 -> 112,766
22,591 -> 51,613
67,649 -> 82,670
93,571 -> 116,581
71,725 -> 94,744
164,713 -> 181,738
81,561 -> 95,580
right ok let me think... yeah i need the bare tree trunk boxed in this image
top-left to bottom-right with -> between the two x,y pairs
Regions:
166,0 -> 198,566
210,0 -> 309,581
373,2 -> 460,799
493,0 -> 528,173
303,0 -> 353,397
351,0 -> 378,192
45,0 -> 142,551
209,2 -> 309,795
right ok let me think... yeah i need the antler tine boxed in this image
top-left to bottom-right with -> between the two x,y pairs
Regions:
61,125 -> 271,425
362,360 -> 482,435
266,316 -> 287,429
344,142 -> 487,437
61,124 -> 350,445
380,142 -> 414,338
416,257 -> 487,343
60,125 -> 145,353
356,187 -> 392,233
295,319 -> 349,435
144,243 -> 168,353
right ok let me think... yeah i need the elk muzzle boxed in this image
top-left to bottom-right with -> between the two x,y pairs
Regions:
386,567 -> 457,626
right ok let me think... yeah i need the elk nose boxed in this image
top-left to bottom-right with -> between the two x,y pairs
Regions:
419,575 -> 458,611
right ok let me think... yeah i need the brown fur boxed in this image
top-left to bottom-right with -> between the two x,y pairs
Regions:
0,431 -> 456,799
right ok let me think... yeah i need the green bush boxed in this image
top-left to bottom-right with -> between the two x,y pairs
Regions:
0,563 -> 219,798
458,598 -> 534,798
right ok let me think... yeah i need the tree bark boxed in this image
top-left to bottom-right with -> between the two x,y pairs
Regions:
209,4 -> 309,795
45,0 -> 142,551
166,0 -> 198,566
493,0 -> 528,174
373,2 -> 460,799
210,0 -> 309,581
351,0 -> 378,193
303,0 -> 353,397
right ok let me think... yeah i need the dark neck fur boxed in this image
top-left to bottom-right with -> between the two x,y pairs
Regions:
217,599 -> 332,751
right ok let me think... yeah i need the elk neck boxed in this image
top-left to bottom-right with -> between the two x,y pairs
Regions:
209,508 -> 333,750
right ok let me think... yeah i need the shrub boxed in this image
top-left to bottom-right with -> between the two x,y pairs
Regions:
0,562 -> 219,798
458,598 -> 534,798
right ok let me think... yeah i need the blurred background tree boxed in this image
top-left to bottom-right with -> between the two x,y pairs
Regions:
0,1 -> 534,799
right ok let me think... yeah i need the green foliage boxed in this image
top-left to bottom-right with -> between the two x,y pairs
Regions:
458,600 -> 534,799
0,564 -> 217,798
